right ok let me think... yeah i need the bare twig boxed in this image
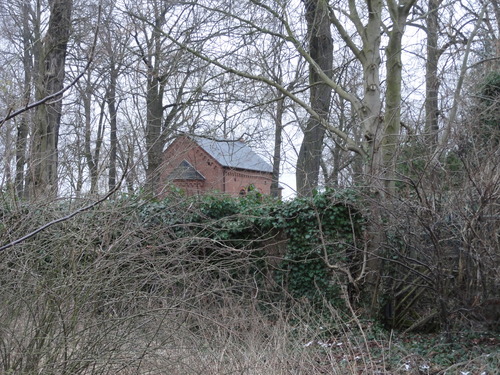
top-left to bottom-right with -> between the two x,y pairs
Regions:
0,5 -> 102,128
0,162 -> 127,252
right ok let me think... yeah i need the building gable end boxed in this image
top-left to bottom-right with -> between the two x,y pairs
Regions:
167,159 -> 205,181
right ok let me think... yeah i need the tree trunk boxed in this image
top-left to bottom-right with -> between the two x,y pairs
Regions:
118,140 -> 135,194
492,0 -> 500,70
144,6 -> 168,195
16,0 -> 41,198
145,74 -> 165,195
363,0 -> 415,314
83,71 -> 105,195
333,0 -> 415,314
359,0 -> 384,194
15,115 -> 28,198
271,91 -> 284,198
107,59 -> 119,192
29,0 -> 73,199
424,0 -> 442,147
296,0 -> 333,197
384,0 -> 414,195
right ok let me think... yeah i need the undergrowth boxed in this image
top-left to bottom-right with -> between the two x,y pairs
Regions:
0,191 -> 498,374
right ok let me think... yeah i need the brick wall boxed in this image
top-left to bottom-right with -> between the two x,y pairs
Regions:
159,137 -> 224,196
160,136 -> 273,197
224,169 -> 272,196
172,180 -> 205,195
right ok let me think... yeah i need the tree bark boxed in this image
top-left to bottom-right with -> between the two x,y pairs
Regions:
296,0 -> 334,197
491,0 -> 500,70
29,0 -> 73,199
145,74 -> 166,195
329,0 -> 415,313
271,91 -> 284,198
143,5 -> 168,195
384,0 -> 415,194
83,70 -> 105,196
16,0 -> 41,198
107,59 -> 119,192
424,0 -> 442,147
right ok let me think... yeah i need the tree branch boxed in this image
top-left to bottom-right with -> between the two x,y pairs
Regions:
0,163 -> 128,253
0,5 -> 102,128
128,10 -> 365,156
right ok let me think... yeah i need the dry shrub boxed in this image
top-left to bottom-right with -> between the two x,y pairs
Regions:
3,195 -> 496,374
377,130 -> 500,332
0,197 -> 382,375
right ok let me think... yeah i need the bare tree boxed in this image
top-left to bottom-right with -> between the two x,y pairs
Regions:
29,0 -> 74,198
296,0 -> 333,196
128,1 -> 203,194
0,0 -> 43,197
424,0 -> 442,147
16,1 -> 42,197
78,69 -> 105,195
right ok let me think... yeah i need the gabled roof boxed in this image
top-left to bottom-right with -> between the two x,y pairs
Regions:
195,138 -> 273,173
168,160 -> 205,180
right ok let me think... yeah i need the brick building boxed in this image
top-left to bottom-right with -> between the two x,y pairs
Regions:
159,136 -> 276,197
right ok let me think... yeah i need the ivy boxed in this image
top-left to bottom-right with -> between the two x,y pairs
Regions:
273,189 -> 362,308
476,71 -> 500,146
133,189 -> 362,310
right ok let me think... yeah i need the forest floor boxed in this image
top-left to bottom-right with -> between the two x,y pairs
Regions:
304,329 -> 500,374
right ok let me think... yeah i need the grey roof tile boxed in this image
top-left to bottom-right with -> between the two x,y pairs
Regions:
195,138 -> 273,173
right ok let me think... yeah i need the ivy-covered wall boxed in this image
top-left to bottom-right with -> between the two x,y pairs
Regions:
136,189 -> 363,309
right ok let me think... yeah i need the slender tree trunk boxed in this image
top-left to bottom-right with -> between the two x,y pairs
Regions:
271,91 -> 284,198
118,140 -> 135,194
296,0 -> 334,197
16,115 -> 28,198
3,127 -> 13,189
75,154 -> 84,198
359,0 -> 384,195
424,0 -> 442,147
384,0 -> 414,194
327,97 -> 348,188
30,0 -> 73,199
491,0 -> 500,70
83,72 -> 105,195
16,0 -> 41,198
346,0 -> 415,314
83,72 -> 95,191
107,60 -> 119,192
144,6 -> 168,195
15,1 -> 31,198
145,75 -> 165,194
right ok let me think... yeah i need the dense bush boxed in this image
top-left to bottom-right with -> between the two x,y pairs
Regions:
133,188 -> 363,309
0,190 -> 365,374
1,188 -> 499,374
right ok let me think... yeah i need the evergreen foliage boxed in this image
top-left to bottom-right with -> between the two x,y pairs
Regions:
134,189 -> 363,309
478,71 -> 500,146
